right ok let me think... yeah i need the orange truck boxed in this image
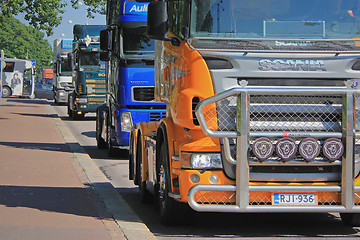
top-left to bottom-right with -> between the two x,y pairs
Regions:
129,0 -> 360,226
41,68 -> 53,85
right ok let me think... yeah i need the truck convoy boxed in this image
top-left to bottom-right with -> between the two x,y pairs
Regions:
129,0 -> 360,226
67,24 -> 107,120
1,58 -> 35,98
40,68 -> 53,86
97,0 -> 166,155
53,39 -> 74,104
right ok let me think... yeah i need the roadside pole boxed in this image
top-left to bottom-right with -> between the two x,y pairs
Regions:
0,50 -> 5,98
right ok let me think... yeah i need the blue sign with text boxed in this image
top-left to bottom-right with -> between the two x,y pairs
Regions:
124,1 -> 149,16
62,40 -> 73,49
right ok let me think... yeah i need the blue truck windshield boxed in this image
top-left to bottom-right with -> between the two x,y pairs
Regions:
191,0 -> 360,39
123,26 -> 154,58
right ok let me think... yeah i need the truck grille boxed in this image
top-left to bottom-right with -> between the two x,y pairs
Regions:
60,82 -> 73,88
150,112 -> 166,121
196,87 -> 360,182
133,87 -> 155,102
217,95 -> 343,133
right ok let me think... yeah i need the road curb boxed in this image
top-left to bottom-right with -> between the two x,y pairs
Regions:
47,105 -> 157,240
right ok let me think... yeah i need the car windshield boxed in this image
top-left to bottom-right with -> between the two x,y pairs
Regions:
190,0 -> 360,51
123,26 -> 154,58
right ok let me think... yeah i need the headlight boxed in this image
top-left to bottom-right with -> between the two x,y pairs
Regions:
121,111 -> 133,132
76,98 -> 87,103
59,92 -> 64,96
181,152 -> 222,169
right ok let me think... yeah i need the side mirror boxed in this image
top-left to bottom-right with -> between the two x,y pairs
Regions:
53,62 -> 57,74
147,1 -> 168,40
100,30 -> 110,51
67,53 -> 73,69
100,52 -> 110,62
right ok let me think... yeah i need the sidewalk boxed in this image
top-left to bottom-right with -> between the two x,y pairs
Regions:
0,98 -> 125,240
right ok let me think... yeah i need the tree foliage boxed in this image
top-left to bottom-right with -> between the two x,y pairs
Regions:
0,0 -> 106,36
0,15 -> 53,71
70,0 -> 106,19
0,0 -> 66,36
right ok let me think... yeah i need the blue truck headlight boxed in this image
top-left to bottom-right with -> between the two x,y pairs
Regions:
121,111 -> 133,132
181,152 -> 222,169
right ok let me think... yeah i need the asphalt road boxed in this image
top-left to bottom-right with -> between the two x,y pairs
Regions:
51,101 -> 360,240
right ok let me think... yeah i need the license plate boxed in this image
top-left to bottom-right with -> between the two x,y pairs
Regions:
272,193 -> 318,206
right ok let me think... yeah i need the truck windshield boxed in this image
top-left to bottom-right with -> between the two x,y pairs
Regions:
79,51 -> 105,71
123,26 -> 154,58
60,57 -> 72,76
190,0 -> 360,51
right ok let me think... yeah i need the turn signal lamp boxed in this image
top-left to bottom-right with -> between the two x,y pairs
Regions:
121,112 -> 133,132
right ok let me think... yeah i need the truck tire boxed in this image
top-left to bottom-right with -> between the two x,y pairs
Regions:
96,111 -> 106,149
136,136 -> 152,203
341,213 -> 360,226
67,104 -> 73,118
157,143 -> 190,226
107,124 -> 118,157
2,86 -> 11,98
129,132 -> 135,182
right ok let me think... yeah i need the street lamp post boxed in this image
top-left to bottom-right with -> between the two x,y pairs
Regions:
0,50 -> 5,98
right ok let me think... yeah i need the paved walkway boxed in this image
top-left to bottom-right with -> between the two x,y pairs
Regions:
0,98 -> 125,240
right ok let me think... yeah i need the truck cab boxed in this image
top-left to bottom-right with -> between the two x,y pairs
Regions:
68,25 -> 107,120
130,0 -> 360,226
53,39 -> 74,104
97,0 -> 166,156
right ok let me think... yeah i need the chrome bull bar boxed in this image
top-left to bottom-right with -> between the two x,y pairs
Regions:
190,86 -> 360,212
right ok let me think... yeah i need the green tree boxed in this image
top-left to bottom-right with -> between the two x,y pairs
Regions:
0,0 -> 106,36
0,0 -> 66,36
0,15 -> 53,73
70,0 -> 106,19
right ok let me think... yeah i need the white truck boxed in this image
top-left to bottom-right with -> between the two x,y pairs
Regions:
53,39 -> 74,104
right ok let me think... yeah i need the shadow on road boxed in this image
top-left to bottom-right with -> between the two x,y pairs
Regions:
60,116 -> 97,122
0,141 -> 97,156
11,112 -> 56,118
83,145 -> 129,161
82,131 -> 96,138
6,99 -> 52,105
0,185 -> 111,220
117,186 -> 360,238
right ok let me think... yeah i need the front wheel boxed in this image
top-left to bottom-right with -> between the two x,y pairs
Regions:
107,124 -> 118,157
137,137 -> 152,203
96,112 -> 106,149
157,143 -> 190,226
67,104 -> 73,118
2,86 -> 11,98
341,213 -> 360,227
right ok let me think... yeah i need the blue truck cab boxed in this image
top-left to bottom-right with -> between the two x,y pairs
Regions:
96,0 -> 166,155
68,24 -> 107,120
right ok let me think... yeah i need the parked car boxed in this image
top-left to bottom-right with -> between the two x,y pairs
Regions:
35,84 -> 54,100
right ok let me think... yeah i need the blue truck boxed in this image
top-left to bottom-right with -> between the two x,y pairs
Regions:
68,24 -> 107,120
97,0 -> 166,156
